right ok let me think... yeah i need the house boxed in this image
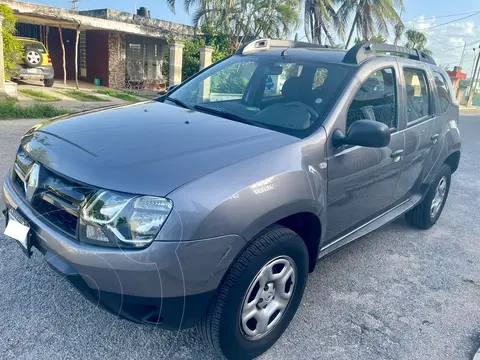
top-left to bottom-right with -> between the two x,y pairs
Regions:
1,0 -> 196,90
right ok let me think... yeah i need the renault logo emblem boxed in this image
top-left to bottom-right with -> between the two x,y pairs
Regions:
24,163 -> 40,202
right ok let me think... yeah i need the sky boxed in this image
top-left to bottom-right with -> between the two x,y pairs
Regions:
24,0 -> 480,76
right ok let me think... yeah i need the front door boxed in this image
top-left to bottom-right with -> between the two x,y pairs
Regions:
325,65 -> 405,242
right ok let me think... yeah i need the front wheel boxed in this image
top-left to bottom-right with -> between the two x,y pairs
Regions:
406,164 -> 451,229
198,225 -> 309,360
44,78 -> 54,87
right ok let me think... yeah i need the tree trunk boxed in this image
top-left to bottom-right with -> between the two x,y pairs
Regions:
345,11 -> 360,49
45,26 -> 49,52
75,27 -> 80,90
58,25 -> 66,87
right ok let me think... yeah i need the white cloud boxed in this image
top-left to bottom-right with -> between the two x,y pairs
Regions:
404,15 -> 480,74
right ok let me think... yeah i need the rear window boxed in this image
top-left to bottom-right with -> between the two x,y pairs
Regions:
22,41 -> 46,53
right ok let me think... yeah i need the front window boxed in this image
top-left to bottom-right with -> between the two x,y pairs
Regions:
166,55 -> 353,138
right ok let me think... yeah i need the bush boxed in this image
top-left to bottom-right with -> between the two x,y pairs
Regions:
0,5 -> 23,80
181,24 -> 234,81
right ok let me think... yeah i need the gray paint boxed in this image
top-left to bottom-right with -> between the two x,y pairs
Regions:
1,50 -> 460,323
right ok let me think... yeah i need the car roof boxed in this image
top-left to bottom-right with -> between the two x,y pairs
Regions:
241,48 -> 351,65
237,39 -> 437,68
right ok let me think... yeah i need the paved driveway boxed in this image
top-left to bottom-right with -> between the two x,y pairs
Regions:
0,114 -> 479,360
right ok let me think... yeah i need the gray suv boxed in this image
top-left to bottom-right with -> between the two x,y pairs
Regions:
1,40 -> 461,359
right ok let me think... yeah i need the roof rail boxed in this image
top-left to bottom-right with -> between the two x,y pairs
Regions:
236,39 -> 329,55
343,41 -> 436,65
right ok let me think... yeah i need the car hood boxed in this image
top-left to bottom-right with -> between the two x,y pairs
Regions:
21,102 -> 297,196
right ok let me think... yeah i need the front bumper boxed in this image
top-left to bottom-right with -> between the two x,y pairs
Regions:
1,173 -> 246,329
13,65 -> 54,80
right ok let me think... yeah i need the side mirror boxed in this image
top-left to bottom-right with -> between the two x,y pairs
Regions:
333,120 -> 391,148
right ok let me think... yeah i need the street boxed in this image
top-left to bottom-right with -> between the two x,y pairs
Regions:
0,113 -> 479,360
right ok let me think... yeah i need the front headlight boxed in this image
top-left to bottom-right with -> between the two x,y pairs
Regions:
80,190 -> 173,248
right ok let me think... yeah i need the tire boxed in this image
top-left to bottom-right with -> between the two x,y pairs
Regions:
406,164 -> 451,229
44,78 -> 54,87
198,225 -> 309,360
24,48 -> 42,68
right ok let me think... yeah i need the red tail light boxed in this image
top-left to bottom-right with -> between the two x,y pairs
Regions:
48,55 -> 52,63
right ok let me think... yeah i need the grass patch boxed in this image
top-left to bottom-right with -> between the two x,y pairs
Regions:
95,89 -> 139,102
20,89 -> 61,101
0,100 -> 68,119
61,90 -> 109,102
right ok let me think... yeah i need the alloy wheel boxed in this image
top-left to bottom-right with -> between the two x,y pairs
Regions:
430,176 -> 447,219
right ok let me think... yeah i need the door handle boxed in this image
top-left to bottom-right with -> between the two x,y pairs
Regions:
390,149 -> 404,162
431,134 -> 440,144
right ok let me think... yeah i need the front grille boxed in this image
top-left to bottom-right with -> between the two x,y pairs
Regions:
12,148 -> 95,238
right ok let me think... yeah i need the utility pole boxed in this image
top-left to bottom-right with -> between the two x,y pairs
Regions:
469,48 -> 476,92
468,46 -> 480,107
71,0 -> 78,11
459,41 -> 467,68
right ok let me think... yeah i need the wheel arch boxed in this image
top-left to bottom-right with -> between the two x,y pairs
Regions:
444,150 -> 460,174
241,205 -> 323,273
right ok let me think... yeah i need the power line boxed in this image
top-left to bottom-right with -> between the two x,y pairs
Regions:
418,12 -> 480,31
403,11 -> 480,23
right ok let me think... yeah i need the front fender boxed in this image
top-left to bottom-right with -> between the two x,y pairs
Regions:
157,139 -> 327,242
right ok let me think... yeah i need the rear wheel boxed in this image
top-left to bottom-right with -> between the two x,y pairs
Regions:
44,78 -> 54,87
406,164 -> 451,229
24,48 -> 42,68
198,225 -> 309,359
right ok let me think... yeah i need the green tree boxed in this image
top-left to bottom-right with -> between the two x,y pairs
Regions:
304,0 -> 337,45
405,29 -> 432,55
354,34 -> 386,43
181,24 -> 234,80
167,0 -> 301,49
0,5 -> 22,80
337,0 -> 405,49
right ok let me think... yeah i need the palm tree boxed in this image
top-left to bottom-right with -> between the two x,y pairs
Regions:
190,0 -> 301,48
304,0 -> 337,45
338,0 -> 404,49
405,29 -> 432,55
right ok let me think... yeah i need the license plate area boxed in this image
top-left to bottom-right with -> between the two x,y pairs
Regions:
4,209 -> 32,257
26,68 -> 39,74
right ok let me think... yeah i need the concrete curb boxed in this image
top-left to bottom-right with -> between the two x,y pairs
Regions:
460,107 -> 480,111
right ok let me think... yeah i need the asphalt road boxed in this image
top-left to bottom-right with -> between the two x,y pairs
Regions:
1,114 -> 479,360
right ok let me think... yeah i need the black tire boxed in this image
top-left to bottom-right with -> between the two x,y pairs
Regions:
198,225 -> 309,360
44,78 -> 54,87
406,164 -> 451,229
24,48 -> 42,68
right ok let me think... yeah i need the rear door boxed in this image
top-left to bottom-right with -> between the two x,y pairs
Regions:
325,63 -> 405,242
392,64 -> 437,202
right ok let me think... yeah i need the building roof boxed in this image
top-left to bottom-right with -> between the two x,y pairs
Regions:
0,0 -> 195,39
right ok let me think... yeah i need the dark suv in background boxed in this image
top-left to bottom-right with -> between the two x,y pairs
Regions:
2,40 -> 460,359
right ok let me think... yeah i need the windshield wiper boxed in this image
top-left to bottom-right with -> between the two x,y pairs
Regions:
165,97 -> 195,111
194,105 -> 268,129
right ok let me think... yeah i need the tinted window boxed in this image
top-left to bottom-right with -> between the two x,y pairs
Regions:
347,68 -> 397,129
22,41 -> 46,53
404,68 -> 431,124
168,55 -> 353,138
434,71 -> 453,113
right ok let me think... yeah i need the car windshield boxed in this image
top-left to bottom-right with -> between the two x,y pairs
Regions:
166,54 -> 353,138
